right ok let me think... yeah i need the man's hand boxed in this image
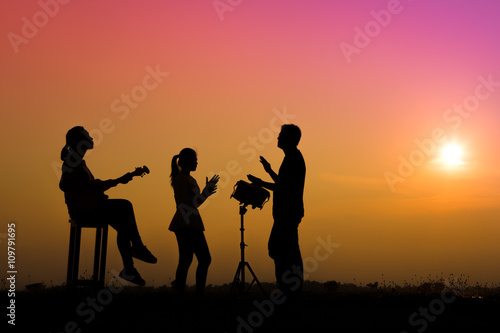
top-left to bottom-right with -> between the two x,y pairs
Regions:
247,174 -> 263,187
260,156 -> 273,174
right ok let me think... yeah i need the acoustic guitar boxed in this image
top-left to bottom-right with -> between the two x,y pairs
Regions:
70,165 -> 150,212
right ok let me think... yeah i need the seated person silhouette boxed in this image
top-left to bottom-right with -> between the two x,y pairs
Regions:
59,126 -> 156,286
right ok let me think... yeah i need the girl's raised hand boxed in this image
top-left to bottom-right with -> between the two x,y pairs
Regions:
204,174 -> 220,196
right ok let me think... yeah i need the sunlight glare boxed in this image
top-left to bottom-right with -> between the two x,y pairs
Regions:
442,144 -> 463,166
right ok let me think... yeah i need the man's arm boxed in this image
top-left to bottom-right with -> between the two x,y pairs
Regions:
247,174 -> 276,191
247,156 -> 280,191
260,156 -> 279,183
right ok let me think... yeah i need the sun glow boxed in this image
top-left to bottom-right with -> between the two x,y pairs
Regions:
441,144 -> 464,166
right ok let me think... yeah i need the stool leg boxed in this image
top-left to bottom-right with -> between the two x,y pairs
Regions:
67,223 -> 77,288
93,227 -> 102,284
73,226 -> 82,284
99,225 -> 109,288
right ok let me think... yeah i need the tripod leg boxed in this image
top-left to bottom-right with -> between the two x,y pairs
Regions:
230,262 -> 244,296
245,262 -> 266,295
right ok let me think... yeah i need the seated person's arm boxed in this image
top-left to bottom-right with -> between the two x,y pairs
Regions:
97,173 -> 132,192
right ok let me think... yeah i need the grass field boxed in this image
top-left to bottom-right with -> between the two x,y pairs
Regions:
4,277 -> 500,333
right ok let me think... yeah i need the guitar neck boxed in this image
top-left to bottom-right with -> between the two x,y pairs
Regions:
130,165 -> 150,178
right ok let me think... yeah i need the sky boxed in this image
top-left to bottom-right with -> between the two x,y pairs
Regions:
1,0 -> 499,289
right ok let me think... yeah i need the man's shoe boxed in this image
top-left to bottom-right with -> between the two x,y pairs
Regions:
131,245 -> 157,264
119,267 -> 146,286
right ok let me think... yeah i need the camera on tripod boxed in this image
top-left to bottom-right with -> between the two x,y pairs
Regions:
230,180 -> 270,209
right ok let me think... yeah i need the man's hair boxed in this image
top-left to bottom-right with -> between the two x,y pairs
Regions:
281,124 -> 301,146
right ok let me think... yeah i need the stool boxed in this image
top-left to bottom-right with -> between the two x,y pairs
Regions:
66,219 -> 108,288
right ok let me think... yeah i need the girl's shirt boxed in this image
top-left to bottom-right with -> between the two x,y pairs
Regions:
169,173 -> 205,231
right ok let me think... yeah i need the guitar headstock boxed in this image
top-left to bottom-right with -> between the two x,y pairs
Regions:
132,165 -> 150,178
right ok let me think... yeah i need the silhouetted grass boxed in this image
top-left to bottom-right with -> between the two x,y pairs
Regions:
3,277 -> 500,333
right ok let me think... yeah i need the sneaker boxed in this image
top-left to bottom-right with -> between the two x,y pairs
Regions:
171,280 -> 185,295
119,267 -> 146,286
131,245 -> 157,264
171,279 -> 183,290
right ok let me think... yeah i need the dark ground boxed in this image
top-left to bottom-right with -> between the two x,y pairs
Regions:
6,280 -> 500,333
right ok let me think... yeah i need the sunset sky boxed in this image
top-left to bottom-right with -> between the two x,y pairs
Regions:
1,0 -> 499,289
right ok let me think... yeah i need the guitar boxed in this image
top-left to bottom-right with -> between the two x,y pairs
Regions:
69,165 -> 151,212
118,165 -> 150,184
128,165 -> 150,179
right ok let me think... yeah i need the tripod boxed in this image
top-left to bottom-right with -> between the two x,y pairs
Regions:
230,205 -> 266,296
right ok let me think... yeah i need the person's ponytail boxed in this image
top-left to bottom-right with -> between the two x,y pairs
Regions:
60,144 -> 70,161
170,148 -> 197,186
170,155 -> 180,186
61,126 -> 87,162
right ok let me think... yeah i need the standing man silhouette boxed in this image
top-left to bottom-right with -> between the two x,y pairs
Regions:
248,124 -> 306,301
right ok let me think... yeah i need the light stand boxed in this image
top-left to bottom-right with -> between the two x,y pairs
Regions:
229,204 -> 265,296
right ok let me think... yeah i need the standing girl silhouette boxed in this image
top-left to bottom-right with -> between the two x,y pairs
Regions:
169,148 -> 219,296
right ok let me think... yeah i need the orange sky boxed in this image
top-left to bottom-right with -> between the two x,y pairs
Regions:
1,0 -> 499,288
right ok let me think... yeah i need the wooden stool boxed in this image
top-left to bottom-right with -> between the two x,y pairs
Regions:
66,219 -> 108,288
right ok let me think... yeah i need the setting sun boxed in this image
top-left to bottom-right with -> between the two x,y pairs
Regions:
442,144 -> 464,166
